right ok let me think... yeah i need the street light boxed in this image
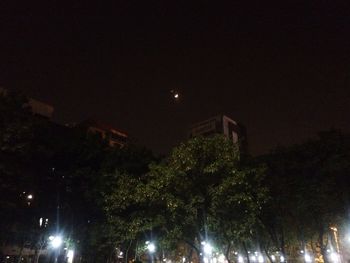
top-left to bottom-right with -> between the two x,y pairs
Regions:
27,194 -> 33,200
304,253 -> 312,263
49,235 -> 63,249
203,243 -> 213,255
67,249 -> 74,263
330,252 -> 340,263
330,227 -> 341,254
146,241 -> 156,263
147,242 -> 156,253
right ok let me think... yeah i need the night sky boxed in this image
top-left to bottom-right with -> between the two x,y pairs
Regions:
1,1 -> 350,155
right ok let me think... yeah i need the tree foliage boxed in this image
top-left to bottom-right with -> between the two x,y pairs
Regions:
104,135 -> 268,262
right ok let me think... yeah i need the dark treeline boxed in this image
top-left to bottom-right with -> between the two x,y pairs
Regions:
1,91 -> 350,263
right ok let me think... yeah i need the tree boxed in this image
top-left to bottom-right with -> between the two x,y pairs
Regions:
261,130 -> 350,263
104,135 -> 268,263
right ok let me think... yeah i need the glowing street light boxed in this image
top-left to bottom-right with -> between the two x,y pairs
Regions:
330,252 -> 340,263
49,235 -> 63,249
147,242 -> 156,253
27,194 -> 33,200
203,243 -> 213,255
304,253 -> 312,263
67,250 -> 74,263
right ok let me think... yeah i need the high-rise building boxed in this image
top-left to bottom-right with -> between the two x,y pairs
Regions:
27,98 -> 54,119
0,87 -> 54,119
189,115 -> 247,151
78,119 -> 128,148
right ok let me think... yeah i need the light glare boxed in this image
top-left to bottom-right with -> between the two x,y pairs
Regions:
67,250 -> 74,263
147,243 -> 156,253
50,236 -> 63,249
203,243 -> 213,255
304,254 -> 312,263
330,253 -> 339,263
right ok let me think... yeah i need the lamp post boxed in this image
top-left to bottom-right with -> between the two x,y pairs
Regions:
49,235 -> 63,263
147,242 -> 156,263
330,227 -> 342,263
202,241 -> 213,263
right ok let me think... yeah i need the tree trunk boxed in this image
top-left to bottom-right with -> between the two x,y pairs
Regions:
225,243 -> 231,263
17,243 -> 25,263
318,228 -> 329,263
280,228 -> 286,260
263,246 -> 273,263
242,242 -> 250,263
125,240 -> 133,263
187,248 -> 193,263
34,238 -> 45,263
34,248 -> 41,263
185,241 -> 201,263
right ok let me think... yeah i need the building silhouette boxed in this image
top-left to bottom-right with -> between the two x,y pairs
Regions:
189,114 -> 247,152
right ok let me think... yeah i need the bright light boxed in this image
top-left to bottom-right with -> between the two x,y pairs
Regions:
67,250 -> 74,263
27,194 -> 33,200
39,218 -> 43,227
48,236 -> 54,241
258,255 -> 264,263
251,256 -> 257,262
238,256 -> 244,263
330,227 -> 338,232
304,254 -> 312,263
218,254 -> 226,263
271,255 -> 276,262
203,258 -> 209,263
280,256 -> 285,263
50,236 -> 63,249
330,253 -> 340,263
147,242 -> 156,253
170,90 -> 180,99
203,243 -> 213,255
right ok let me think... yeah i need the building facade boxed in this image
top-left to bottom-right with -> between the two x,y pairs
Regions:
78,119 -> 128,148
189,115 -> 247,151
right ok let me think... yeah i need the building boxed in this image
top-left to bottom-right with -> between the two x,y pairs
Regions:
189,115 -> 247,151
78,119 -> 128,148
0,87 -> 54,119
27,98 -> 54,119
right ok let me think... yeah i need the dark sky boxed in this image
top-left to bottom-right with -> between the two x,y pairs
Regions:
1,1 -> 350,155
